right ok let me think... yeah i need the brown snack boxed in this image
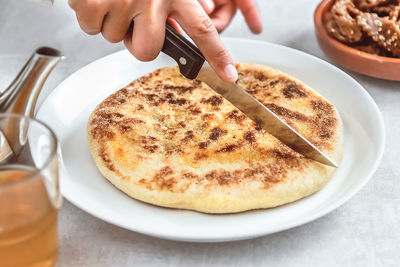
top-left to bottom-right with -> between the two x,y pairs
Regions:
354,0 -> 394,10
357,13 -> 400,56
327,0 -> 363,43
326,0 -> 400,57
352,40 -> 392,55
369,4 -> 400,20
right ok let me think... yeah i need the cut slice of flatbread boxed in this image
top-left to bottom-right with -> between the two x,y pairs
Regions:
87,64 -> 343,213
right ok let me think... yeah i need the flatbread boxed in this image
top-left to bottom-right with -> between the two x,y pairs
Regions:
87,64 -> 343,213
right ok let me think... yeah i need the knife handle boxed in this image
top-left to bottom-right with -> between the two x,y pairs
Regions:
162,24 -> 205,79
128,22 -> 205,79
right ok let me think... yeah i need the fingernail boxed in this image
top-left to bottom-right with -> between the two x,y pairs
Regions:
85,29 -> 99,35
224,64 -> 238,82
199,0 -> 215,13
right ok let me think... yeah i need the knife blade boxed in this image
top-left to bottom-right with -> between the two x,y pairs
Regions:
196,67 -> 337,167
160,24 -> 338,167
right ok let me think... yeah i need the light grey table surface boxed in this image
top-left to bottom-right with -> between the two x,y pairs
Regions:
1,0 -> 399,266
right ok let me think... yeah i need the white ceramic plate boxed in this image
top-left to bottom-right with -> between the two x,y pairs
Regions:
36,38 -> 385,242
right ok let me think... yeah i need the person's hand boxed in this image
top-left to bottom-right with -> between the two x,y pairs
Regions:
198,0 -> 262,33
68,0 -> 239,82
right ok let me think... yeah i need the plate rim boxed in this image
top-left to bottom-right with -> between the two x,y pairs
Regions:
37,37 -> 386,242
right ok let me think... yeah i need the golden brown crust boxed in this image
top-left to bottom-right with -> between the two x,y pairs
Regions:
87,64 -> 343,213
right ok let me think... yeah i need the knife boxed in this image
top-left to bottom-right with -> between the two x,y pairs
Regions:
159,24 -> 337,168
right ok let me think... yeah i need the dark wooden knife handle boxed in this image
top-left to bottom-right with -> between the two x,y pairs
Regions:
128,22 -> 205,79
162,24 -> 205,79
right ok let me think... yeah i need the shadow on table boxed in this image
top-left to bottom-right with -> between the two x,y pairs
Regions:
58,199 -> 343,266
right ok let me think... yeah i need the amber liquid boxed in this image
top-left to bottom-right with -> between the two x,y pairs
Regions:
0,166 -> 58,267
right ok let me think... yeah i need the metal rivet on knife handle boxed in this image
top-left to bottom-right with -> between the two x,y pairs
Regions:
161,24 -> 205,79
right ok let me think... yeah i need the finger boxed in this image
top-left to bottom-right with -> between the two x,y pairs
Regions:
171,0 -> 237,82
237,0 -> 262,34
167,17 -> 184,35
209,0 -> 236,32
102,6 -> 133,43
124,2 -> 168,61
198,0 -> 215,14
68,0 -> 108,35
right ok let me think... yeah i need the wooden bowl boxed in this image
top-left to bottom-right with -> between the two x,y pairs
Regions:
314,0 -> 400,81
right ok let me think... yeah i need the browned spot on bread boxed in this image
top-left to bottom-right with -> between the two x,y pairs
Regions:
265,103 -> 308,121
311,99 -> 334,116
131,118 -> 145,124
165,147 -> 183,155
162,91 -> 188,106
254,71 -> 268,81
205,170 -> 233,185
164,85 -> 195,94
239,69 -> 269,82
120,125 -> 131,132
138,135 -> 158,144
177,99 -> 188,106
143,145 -> 158,153
201,95 -> 223,106
194,152 -> 207,161
141,93 -> 166,106
95,111 -> 120,120
270,149 -> 295,159
136,136 -> 159,153
253,121 -> 263,131
97,145 -> 129,179
91,125 -> 114,140
167,129 -> 178,136
311,116 -> 337,140
260,167 -> 285,189
90,111 -> 129,140
163,178 -> 176,189
99,91 -> 128,108
181,130 -> 194,143
199,164 -> 298,189
202,113 -> 215,120
118,118 -> 144,133
244,131 -> 256,143
209,127 -> 227,141
264,92 -> 272,97
153,69 -> 162,76
168,98 -> 188,105
282,82 -> 308,99
165,93 -> 174,99
183,172 -> 200,180
217,144 -> 237,153
153,166 -> 175,191
143,93 -> 157,102
99,147 -> 115,172
269,80 -> 279,86
188,104 -> 202,115
198,141 -> 209,149
226,110 -> 247,123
